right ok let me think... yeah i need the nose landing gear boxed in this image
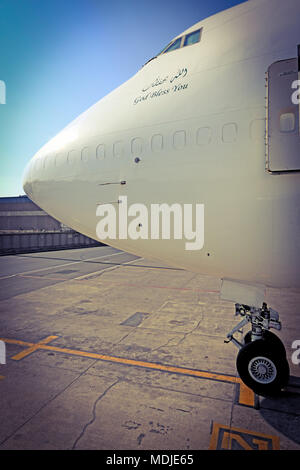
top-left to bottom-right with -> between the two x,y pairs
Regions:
225,303 -> 290,397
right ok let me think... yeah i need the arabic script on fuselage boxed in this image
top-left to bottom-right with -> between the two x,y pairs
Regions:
134,68 -> 189,105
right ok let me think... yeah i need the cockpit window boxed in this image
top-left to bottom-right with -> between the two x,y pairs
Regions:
163,37 -> 182,54
143,28 -> 202,67
161,28 -> 202,55
183,29 -> 202,47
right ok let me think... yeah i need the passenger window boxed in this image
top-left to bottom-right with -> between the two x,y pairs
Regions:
250,119 -> 265,142
131,138 -> 143,157
151,134 -> 163,152
280,112 -> 295,133
183,29 -> 202,47
81,147 -> 89,162
113,141 -> 123,157
163,37 -> 182,54
222,123 -> 238,143
96,144 -> 105,160
68,149 -> 78,164
173,130 -> 186,149
55,153 -> 63,167
197,127 -> 212,146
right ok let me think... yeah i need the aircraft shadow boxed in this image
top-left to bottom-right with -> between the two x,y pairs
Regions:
259,376 -> 300,445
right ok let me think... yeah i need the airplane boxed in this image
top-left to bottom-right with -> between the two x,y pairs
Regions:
22,0 -> 300,397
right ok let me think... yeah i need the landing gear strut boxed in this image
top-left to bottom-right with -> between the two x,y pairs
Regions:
225,302 -> 289,397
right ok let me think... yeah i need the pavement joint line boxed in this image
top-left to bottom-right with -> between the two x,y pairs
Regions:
6,256 -> 143,284
0,335 -> 255,407
0,250 -> 126,281
3,256 -> 143,285
17,274 -> 76,282
96,280 -> 220,293
73,256 -> 144,281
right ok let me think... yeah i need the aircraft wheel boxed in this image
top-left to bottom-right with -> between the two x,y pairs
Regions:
243,330 -> 286,356
236,339 -> 289,397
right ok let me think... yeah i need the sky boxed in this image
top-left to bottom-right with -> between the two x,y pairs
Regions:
0,0 -> 246,197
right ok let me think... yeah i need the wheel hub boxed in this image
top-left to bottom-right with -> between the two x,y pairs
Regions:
248,356 -> 277,384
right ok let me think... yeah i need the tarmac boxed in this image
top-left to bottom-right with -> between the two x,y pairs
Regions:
0,245 -> 299,450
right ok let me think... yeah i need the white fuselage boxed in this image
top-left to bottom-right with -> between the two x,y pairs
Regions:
23,0 -> 300,289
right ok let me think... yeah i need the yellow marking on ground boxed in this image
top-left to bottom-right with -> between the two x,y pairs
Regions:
221,431 -> 253,450
10,336 -> 59,361
238,382 -> 256,407
0,336 -> 255,406
209,422 -> 280,450
0,375 -> 4,380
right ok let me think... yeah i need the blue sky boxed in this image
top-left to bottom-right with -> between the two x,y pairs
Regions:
0,0 -> 246,197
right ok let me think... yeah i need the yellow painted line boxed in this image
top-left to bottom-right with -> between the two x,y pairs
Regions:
10,336 -> 59,361
0,338 -> 35,347
0,375 -> 4,380
0,336 -> 255,406
238,382 -> 255,407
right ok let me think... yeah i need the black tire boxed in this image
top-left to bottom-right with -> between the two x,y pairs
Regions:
236,339 -> 290,397
243,330 -> 286,356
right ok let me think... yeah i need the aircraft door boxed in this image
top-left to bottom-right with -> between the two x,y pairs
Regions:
267,49 -> 300,172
